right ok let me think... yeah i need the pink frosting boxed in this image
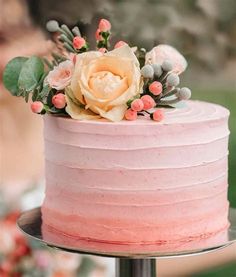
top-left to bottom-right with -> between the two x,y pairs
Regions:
42,100 -> 230,251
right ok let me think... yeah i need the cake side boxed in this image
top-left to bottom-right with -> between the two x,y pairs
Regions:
42,100 -> 230,246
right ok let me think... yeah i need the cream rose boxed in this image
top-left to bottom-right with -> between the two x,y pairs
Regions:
65,45 -> 143,122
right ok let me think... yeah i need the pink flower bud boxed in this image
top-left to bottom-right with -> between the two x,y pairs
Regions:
124,109 -> 137,121
149,81 -> 163,96
141,95 -> 155,110
95,29 -> 102,41
98,19 -> 111,32
52,93 -> 66,109
31,101 -> 44,113
152,109 -> 164,122
131,99 -> 144,112
98,48 -> 107,53
114,41 -> 128,49
73,36 -> 86,50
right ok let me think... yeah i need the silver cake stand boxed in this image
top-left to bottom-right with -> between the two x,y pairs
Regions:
17,207 -> 236,277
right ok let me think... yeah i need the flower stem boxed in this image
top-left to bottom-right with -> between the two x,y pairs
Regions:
64,43 -> 77,53
59,34 -> 73,47
158,97 -> 179,105
143,110 -> 151,115
61,24 -> 74,40
43,58 -> 53,70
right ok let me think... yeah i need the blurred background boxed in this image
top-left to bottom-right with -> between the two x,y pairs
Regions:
0,0 -> 236,276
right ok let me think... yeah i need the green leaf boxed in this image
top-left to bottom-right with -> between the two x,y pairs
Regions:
2,57 -> 28,96
18,56 -> 44,92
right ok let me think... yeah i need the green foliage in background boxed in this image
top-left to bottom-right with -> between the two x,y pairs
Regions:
192,261 -> 236,277
193,89 -> 236,207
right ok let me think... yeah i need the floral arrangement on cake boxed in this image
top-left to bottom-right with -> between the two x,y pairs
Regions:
3,19 -> 191,122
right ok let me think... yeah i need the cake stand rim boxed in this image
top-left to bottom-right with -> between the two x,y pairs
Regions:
17,207 -> 236,259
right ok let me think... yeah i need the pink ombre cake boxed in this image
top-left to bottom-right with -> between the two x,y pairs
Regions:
41,100 -> 230,250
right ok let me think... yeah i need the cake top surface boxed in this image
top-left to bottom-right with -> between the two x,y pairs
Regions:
44,99 -> 229,150
48,100 -> 229,127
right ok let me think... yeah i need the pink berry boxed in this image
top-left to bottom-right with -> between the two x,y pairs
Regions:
31,101 -> 44,113
73,36 -> 86,50
95,28 -> 102,41
98,48 -> 107,53
131,99 -> 144,112
114,41 -> 128,49
98,19 -> 111,32
152,109 -> 164,122
141,95 -> 155,110
52,93 -> 66,109
124,109 -> 137,121
149,81 -> 163,96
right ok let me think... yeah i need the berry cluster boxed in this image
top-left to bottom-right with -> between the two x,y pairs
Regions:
46,20 -> 88,53
125,96 -> 164,121
125,60 -> 191,121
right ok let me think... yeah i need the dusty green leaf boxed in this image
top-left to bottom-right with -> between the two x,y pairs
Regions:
3,57 -> 28,96
18,56 -> 44,92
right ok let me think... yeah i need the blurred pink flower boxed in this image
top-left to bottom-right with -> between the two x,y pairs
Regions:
54,252 -> 81,273
0,224 -> 15,254
146,44 -> 187,74
34,250 -> 52,270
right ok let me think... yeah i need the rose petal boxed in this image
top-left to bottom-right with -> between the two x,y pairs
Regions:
109,67 -> 143,107
92,104 -> 127,122
106,45 -> 140,67
71,51 -> 102,104
65,90 -> 100,120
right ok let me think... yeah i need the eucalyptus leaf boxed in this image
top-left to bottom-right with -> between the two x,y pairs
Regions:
161,95 -> 176,101
3,57 -> 28,96
169,101 -> 187,109
18,56 -> 44,92
156,103 -> 175,109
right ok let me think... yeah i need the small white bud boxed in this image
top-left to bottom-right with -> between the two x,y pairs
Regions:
72,26 -> 81,37
162,60 -> 173,72
152,64 -> 163,77
177,87 -> 191,100
141,65 -> 154,79
166,73 -> 180,87
46,20 -> 60,32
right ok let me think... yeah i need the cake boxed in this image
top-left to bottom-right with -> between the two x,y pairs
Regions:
41,100 -> 230,250
3,18 -> 230,252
